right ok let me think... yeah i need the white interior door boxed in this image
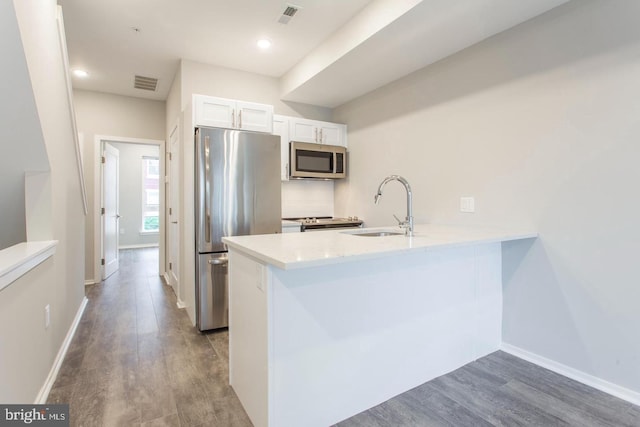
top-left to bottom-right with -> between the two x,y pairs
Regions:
102,143 -> 120,279
168,125 -> 180,294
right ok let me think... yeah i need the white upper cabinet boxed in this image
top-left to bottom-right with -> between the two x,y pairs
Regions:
236,100 -> 274,133
317,122 -> 345,146
194,95 -> 273,133
289,117 -> 347,147
273,115 -> 290,181
194,96 -> 235,129
289,118 -> 316,144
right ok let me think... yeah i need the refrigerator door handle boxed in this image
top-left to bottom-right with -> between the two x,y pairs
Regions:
208,257 -> 228,265
204,135 -> 211,243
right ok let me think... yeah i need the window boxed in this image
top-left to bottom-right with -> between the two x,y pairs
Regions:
142,157 -> 159,232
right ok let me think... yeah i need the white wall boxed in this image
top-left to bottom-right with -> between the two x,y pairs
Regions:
108,142 -> 160,248
0,0 -> 50,250
0,0 -> 85,403
73,90 -> 165,282
334,0 -> 640,396
281,180 -> 334,218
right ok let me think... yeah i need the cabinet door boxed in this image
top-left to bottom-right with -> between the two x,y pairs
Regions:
237,101 -> 273,133
289,118 -> 318,143
273,115 -> 289,181
318,122 -> 347,147
194,95 -> 235,128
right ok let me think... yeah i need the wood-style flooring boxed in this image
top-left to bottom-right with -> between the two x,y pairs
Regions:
337,351 -> 640,427
47,248 -> 251,426
48,248 -> 640,427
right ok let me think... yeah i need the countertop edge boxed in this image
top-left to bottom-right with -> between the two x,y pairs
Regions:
225,241 -> 289,270
223,226 -> 537,270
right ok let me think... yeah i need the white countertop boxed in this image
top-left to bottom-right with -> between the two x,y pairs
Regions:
223,224 -> 536,270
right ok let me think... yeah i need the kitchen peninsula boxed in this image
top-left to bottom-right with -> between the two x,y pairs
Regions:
222,224 -> 536,427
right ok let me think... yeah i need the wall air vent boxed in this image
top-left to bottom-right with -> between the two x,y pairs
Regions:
134,75 -> 158,91
278,4 -> 301,24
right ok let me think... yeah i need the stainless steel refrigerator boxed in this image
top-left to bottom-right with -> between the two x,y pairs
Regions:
195,127 -> 281,331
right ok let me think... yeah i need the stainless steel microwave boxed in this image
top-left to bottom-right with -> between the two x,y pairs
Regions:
289,141 -> 346,179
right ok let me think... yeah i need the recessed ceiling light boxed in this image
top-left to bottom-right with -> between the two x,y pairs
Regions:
73,69 -> 89,78
257,39 -> 272,50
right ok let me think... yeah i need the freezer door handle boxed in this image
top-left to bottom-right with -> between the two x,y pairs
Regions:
208,257 -> 228,265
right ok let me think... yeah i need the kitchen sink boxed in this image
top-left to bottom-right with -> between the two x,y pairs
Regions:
344,230 -> 404,237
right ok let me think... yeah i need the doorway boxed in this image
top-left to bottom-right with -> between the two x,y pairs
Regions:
95,135 -> 165,282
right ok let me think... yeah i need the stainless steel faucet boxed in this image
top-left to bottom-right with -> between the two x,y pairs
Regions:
374,175 -> 414,236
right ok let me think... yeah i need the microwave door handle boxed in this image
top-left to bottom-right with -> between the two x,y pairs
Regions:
290,144 -> 295,177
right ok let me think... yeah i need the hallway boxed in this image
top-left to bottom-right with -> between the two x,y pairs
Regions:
47,248 -> 251,426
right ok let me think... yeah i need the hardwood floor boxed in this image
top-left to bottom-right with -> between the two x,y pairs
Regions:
47,248 -> 251,427
336,351 -> 640,427
48,248 -> 640,427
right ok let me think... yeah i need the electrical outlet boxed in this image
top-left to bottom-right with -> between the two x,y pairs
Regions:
120,228 -> 125,235
45,304 -> 51,329
460,197 -> 475,213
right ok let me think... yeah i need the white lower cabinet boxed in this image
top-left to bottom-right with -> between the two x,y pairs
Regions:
281,220 -> 301,233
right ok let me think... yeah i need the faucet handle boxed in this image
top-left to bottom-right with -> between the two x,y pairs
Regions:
393,214 -> 407,227
394,214 -> 412,236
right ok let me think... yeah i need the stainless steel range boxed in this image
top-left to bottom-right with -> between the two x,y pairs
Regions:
286,216 -> 364,231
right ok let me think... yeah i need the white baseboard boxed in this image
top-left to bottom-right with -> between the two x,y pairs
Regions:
35,296 -> 88,404
161,274 -> 184,308
501,343 -> 640,407
84,279 -> 95,286
118,243 -> 159,250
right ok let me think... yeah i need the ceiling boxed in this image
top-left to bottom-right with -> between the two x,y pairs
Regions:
58,0 -> 372,101
58,0 -> 570,108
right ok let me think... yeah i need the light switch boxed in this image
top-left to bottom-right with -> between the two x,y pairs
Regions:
460,197 -> 475,213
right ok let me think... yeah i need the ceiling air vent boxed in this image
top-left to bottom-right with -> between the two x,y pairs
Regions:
278,4 -> 301,24
134,75 -> 158,91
